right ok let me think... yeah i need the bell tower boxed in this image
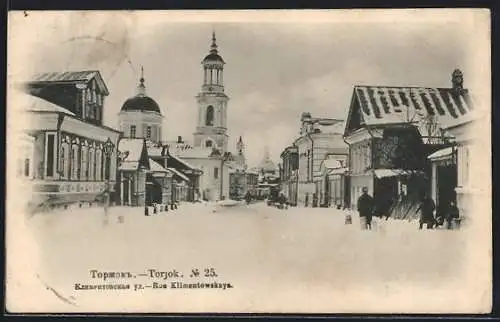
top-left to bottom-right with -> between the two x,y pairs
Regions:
193,31 -> 229,153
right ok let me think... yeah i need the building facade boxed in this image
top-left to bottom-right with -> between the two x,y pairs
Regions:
280,145 -> 299,205
318,154 -> 349,208
294,113 -> 347,207
21,71 -> 121,212
343,70 -> 474,218
116,138 -> 150,206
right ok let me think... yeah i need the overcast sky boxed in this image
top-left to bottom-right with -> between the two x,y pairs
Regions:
10,10 -> 488,167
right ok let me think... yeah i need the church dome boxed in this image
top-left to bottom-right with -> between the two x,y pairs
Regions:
203,53 -> 225,63
120,70 -> 161,114
121,95 -> 161,113
202,31 -> 225,64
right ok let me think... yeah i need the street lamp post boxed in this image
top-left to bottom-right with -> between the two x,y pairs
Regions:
103,137 -> 115,226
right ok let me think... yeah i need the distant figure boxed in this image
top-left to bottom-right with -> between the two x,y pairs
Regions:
244,191 -> 252,205
416,193 -> 436,230
312,193 -> 318,208
278,192 -> 287,210
357,187 -> 374,230
445,200 -> 460,230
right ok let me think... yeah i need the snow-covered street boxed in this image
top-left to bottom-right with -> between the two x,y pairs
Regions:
9,201 -> 484,313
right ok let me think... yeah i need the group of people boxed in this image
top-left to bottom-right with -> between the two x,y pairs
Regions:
356,186 -> 460,230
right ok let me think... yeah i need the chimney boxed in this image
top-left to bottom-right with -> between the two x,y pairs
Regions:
177,136 -> 183,143
452,69 -> 464,93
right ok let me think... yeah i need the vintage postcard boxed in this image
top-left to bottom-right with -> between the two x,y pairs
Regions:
6,9 -> 492,313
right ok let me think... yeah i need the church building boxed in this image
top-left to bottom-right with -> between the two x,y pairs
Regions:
116,69 -> 199,206
172,31 -> 244,201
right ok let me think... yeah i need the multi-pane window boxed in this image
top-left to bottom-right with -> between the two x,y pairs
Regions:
24,158 -> 30,177
206,140 -> 213,148
81,147 -> 88,181
45,133 -> 55,177
130,125 -> 136,138
146,126 -> 152,139
214,167 -> 219,179
59,143 -> 70,179
88,148 -> 95,180
71,145 -> 79,180
95,149 -> 102,181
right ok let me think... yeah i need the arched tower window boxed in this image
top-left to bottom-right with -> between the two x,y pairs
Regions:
206,105 -> 214,126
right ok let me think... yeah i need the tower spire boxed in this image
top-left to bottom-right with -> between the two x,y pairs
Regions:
137,65 -> 146,96
210,30 -> 218,54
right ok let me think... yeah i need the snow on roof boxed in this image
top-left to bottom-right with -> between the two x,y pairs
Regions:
352,86 -> 474,136
328,167 -> 348,175
27,70 -> 109,95
167,167 -> 190,182
374,169 -> 425,179
147,146 -> 163,157
119,161 -> 139,171
118,138 -> 145,163
149,158 -> 168,173
20,92 -> 76,116
315,121 -> 345,134
323,159 -> 344,169
178,147 -> 214,159
168,153 -> 201,171
427,147 -> 453,160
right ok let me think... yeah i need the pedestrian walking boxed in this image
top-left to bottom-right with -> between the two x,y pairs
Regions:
416,193 -> 436,230
357,186 -> 374,230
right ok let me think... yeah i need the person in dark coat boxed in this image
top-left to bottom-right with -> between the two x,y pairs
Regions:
244,191 -> 252,205
357,186 -> 374,230
445,200 -> 460,229
416,193 -> 436,230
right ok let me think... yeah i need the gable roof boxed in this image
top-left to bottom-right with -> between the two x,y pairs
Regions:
167,153 -> 201,172
20,91 -> 76,116
345,85 -> 474,137
118,138 -> 149,171
27,70 -> 109,95
149,158 -> 168,173
167,167 -> 190,182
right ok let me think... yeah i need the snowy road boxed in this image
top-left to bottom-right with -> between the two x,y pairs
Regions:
11,202 -> 480,313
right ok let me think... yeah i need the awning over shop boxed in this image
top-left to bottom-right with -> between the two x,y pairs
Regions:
374,169 -> 424,179
167,167 -> 190,182
427,147 -> 454,161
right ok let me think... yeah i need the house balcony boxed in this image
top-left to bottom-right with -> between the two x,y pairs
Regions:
32,180 -> 114,194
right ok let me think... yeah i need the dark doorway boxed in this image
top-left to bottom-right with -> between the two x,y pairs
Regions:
146,178 -> 163,205
374,177 -> 398,217
344,176 -> 350,209
123,179 -> 130,205
436,164 -> 457,217
323,177 -> 330,207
